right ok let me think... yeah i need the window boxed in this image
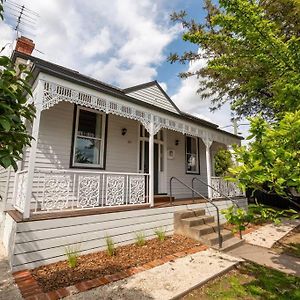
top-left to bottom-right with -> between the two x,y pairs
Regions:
185,136 -> 199,174
72,107 -> 106,168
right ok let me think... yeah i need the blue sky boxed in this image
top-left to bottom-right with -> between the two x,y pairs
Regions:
0,0 -> 248,137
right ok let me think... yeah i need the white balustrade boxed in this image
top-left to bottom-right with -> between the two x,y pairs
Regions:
13,170 -> 28,213
211,177 -> 244,198
29,169 -> 149,213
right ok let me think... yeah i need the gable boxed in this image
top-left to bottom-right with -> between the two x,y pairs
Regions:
125,83 -> 180,114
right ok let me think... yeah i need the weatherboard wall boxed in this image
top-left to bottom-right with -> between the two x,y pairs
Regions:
9,198 -> 247,271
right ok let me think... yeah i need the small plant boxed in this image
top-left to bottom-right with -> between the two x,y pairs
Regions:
65,244 -> 80,268
154,227 -> 166,242
105,235 -> 116,256
135,231 -> 146,246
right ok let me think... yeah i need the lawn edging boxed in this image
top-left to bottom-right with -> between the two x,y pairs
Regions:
14,245 -> 208,300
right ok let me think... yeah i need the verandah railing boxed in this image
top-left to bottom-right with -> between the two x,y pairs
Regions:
211,177 -> 244,198
13,169 -> 149,214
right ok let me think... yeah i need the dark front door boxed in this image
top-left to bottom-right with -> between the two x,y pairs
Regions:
144,141 -> 159,194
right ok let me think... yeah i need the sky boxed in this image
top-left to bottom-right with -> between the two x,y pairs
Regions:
0,0 -> 249,138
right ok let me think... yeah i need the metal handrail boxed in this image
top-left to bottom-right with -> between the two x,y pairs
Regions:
192,177 -> 242,239
169,176 -> 223,248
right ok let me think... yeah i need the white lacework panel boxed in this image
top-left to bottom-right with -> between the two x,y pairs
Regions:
15,172 -> 28,212
78,175 -> 100,208
228,181 -> 243,197
43,175 -> 70,210
105,175 -> 125,206
129,176 -> 145,204
211,178 -> 221,198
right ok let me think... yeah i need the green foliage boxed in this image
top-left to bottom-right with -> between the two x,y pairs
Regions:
154,227 -> 166,242
65,244 -> 80,268
169,0 -> 300,119
0,2 -> 35,170
105,235 -> 116,256
214,149 -> 232,177
229,111 -> 300,200
222,206 -> 252,233
222,204 -> 298,234
135,231 -> 146,246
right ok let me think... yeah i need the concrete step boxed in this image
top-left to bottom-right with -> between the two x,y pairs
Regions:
191,223 -> 224,236
217,237 -> 245,252
174,209 -> 206,220
201,229 -> 233,246
182,215 -> 215,227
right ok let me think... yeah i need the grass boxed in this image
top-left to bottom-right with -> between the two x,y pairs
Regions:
135,231 -> 146,246
183,262 -> 300,300
64,244 -> 80,268
154,227 -> 166,242
105,235 -> 116,256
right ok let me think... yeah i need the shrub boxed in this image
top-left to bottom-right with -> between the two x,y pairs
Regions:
214,149 -> 233,177
105,235 -> 116,256
135,231 -> 146,246
65,244 -> 80,268
154,227 -> 166,242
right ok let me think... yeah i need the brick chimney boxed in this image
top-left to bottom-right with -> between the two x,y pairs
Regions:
15,36 -> 35,55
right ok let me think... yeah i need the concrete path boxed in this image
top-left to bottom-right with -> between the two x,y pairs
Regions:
227,219 -> 300,277
0,243 -> 22,300
227,243 -> 300,277
243,219 -> 300,248
66,249 -> 242,300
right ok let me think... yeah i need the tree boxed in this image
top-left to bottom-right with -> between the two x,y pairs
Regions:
169,0 -> 300,120
0,1 -> 35,170
229,111 -> 300,202
214,148 -> 232,177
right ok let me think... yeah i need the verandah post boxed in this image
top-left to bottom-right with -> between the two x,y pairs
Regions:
23,80 -> 43,219
204,138 -> 213,199
148,117 -> 154,207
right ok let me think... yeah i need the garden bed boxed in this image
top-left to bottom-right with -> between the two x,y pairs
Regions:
31,235 -> 201,292
224,222 -> 263,235
182,261 -> 300,299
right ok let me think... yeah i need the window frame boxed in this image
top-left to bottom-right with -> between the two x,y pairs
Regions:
185,135 -> 200,175
70,105 -> 107,169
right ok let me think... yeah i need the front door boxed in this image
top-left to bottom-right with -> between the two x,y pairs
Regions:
143,141 -> 159,194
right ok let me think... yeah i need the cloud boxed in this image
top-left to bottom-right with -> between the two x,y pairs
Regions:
0,0 -> 180,88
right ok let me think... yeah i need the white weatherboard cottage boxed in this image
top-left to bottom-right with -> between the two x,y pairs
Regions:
0,37 -> 247,271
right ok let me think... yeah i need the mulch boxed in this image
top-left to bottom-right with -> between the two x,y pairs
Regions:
224,222 -> 262,234
31,235 -> 201,292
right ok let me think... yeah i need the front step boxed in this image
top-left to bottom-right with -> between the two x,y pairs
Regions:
201,229 -> 233,246
174,209 -> 244,251
182,215 -> 215,227
216,237 -> 245,252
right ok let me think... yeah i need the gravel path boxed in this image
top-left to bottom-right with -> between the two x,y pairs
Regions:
243,219 -> 300,248
0,243 -> 22,300
65,249 -> 242,300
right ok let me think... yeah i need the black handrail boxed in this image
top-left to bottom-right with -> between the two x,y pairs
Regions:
192,177 -> 242,239
169,176 -> 223,248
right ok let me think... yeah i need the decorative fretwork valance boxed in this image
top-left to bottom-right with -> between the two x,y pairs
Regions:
41,80 -> 238,145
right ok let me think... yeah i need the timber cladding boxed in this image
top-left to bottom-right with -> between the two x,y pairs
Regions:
11,199 -> 247,271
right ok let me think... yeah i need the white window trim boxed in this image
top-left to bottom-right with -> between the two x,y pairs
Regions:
72,106 -> 106,168
185,135 -> 199,174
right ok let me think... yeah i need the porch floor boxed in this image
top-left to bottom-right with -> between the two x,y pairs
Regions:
7,198 -> 213,222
